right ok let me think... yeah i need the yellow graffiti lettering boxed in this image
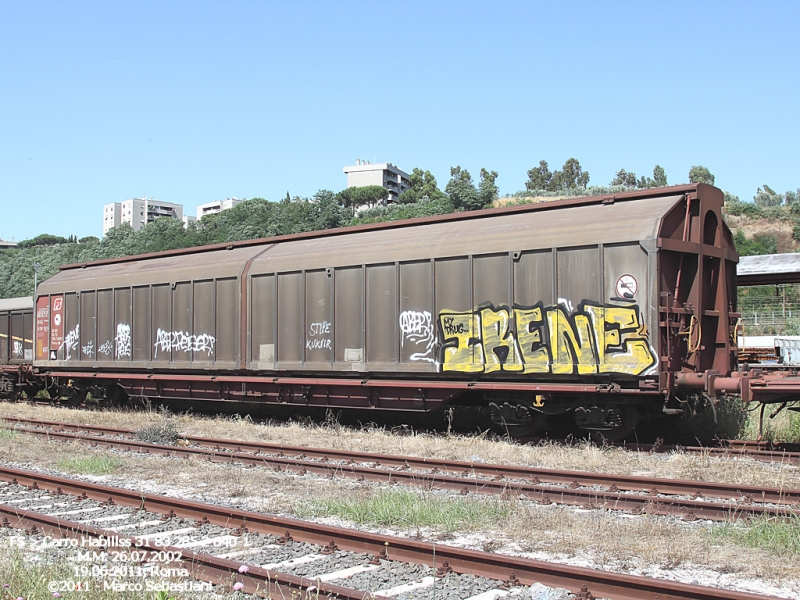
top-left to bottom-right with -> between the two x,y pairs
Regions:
440,312 -> 484,372
480,307 -> 523,373
547,306 -> 598,375
437,302 -> 655,376
515,307 -> 550,373
585,305 -> 656,375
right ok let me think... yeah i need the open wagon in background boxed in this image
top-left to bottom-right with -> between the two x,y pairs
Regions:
19,183 -> 800,440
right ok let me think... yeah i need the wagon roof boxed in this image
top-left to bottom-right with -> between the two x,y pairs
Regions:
59,183 -> 714,272
0,297 -> 33,311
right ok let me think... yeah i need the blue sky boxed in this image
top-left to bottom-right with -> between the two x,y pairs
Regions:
1,1 -> 798,241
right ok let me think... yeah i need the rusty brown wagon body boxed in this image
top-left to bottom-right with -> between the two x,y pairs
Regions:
10,183 -> 795,437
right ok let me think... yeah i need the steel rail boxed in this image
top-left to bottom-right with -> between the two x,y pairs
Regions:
0,502 -> 372,599
7,418 -> 800,521
8,416 -> 799,502
617,441 -> 800,465
0,465 -> 777,600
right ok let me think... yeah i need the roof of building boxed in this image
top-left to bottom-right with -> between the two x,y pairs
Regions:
737,253 -> 800,286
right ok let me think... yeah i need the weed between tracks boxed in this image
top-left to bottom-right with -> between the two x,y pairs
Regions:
712,515 -> 800,557
297,488 -> 510,532
56,455 -> 124,475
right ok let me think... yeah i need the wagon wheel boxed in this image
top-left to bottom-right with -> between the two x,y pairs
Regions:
64,387 -> 88,406
586,405 -> 639,444
488,401 -> 546,439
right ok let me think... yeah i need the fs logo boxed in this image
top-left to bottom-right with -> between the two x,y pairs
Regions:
52,298 -> 63,311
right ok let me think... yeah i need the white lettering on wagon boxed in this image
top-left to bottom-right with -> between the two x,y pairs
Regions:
153,329 -> 216,358
306,321 -> 332,351
115,324 -> 132,359
61,324 -> 80,360
399,310 -> 437,363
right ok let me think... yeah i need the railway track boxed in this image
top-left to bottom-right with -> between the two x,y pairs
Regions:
617,440 -> 800,466
5,416 -> 799,522
0,464 -> 779,600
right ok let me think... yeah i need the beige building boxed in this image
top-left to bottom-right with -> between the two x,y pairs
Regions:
196,197 -> 245,219
103,197 -> 185,236
342,160 -> 410,203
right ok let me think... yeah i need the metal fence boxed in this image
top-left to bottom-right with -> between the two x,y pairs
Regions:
739,283 -> 800,333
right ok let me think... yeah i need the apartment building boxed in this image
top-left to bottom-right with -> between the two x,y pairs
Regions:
196,197 -> 245,219
102,197 -> 184,236
342,160 -> 410,203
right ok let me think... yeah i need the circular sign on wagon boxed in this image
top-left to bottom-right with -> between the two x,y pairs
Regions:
615,274 -> 638,299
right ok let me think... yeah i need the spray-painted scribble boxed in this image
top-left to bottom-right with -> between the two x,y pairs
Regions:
82,341 -> 94,358
399,310 -> 437,363
153,329 -> 216,358
60,324 -> 80,360
306,321 -> 332,351
115,324 -> 131,359
439,301 -> 656,376
12,341 -> 22,357
98,340 -> 113,356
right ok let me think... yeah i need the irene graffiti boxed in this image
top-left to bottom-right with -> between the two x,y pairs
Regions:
439,301 -> 656,376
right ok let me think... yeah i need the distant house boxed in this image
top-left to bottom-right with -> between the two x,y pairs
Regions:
0,239 -> 16,249
103,197 -> 185,236
196,198 -> 245,220
343,160 -> 410,203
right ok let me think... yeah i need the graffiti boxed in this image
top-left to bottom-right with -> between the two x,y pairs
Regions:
98,340 -> 113,356
115,324 -> 132,359
306,321 -> 332,352
399,310 -> 437,363
306,338 -> 332,350
60,324 -> 80,360
153,329 -> 216,358
82,341 -> 94,358
12,341 -> 22,357
439,301 -> 657,376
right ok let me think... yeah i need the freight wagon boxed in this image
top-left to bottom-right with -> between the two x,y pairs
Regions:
0,297 -> 35,398
6,183 -> 800,439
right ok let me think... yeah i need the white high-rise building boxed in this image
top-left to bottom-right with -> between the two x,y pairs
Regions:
102,197 -> 185,236
342,160 -> 410,203
196,197 -> 245,219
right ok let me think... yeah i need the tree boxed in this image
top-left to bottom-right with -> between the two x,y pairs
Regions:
17,233 -> 70,248
610,169 -> 638,187
783,189 -> 800,206
337,185 -> 389,214
733,230 -> 778,256
652,165 -> 668,187
753,185 -> 782,208
398,168 -> 446,204
525,158 -> 590,192
611,165 -> 667,189
553,158 -> 589,190
445,166 -> 481,211
478,168 -> 499,208
688,165 -> 715,186
525,160 -> 553,192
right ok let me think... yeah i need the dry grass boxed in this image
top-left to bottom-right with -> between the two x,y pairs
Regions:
0,403 -> 799,591
1,403 -> 797,489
